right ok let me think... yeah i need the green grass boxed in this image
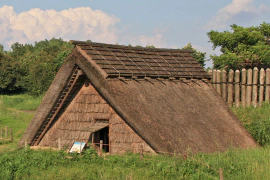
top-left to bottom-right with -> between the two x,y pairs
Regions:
0,94 -> 270,179
0,147 -> 270,179
232,102 -> 270,146
0,94 -> 42,153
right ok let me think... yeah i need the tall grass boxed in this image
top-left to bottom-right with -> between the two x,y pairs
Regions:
0,147 -> 270,179
232,102 -> 270,146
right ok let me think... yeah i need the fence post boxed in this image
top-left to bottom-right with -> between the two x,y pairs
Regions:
219,168 -> 224,180
259,68 -> 265,107
241,68 -> 247,107
235,70 -> 240,107
228,70 -> 234,107
266,68 -> 270,102
252,67 -> 258,107
0,129 -> 2,139
10,128 -> 13,140
58,137 -> 61,150
99,140 -> 103,156
216,70 -> 221,95
222,70 -> 227,101
25,139 -> 28,149
246,69 -> 252,106
213,70 -> 217,89
140,145 -> 144,160
5,126 -> 8,139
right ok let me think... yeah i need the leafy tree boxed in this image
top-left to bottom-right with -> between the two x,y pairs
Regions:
0,52 -> 22,93
208,22 -> 270,70
18,38 -> 74,95
181,43 -> 206,67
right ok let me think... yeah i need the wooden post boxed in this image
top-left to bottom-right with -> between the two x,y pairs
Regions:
5,126 -> 8,139
246,69 -> 252,106
10,128 -> 13,140
216,70 -> 221,95
58,137 -> 61,150
208,70 -> 212,85
99,140 -> 103,156
252,67 -> 258,107
0,129 -> 2,139
222,70 -> 227,101
266,68 -> 270,102
228,69 -> 234,107
25,139 -> 28,149
219,168 -> 224,180
235,70 -> 240,107
140,145 -> 144,160
213,70 -> 217,89
259,69 -> 265,107
241,68 -> 247,107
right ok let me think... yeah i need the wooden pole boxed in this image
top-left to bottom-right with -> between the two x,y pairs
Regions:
5,126 -> 8,139
0,129 -> 2,139
235,70 -> 240,107
265,68 -> 270,102
222,70 -> 227,101
241,68 -> 247,107
246,69 -> 252,106
140,145 -> 144,160
213,70 -> 217,89
25,139 -> 28,149
10,128 -> 13,140
58,137 -> 61,150
228,69 -> 234,107
259,68 -> 265,107
252,67 -> 258,107
216,70 -> 221,95
219,168 -> 224,180
99,140 -> 103,156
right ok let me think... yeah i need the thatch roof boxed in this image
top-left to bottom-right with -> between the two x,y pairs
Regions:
19,41 -> 257,154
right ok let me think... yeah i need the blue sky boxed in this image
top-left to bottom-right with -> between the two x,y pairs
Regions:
0,0 -> 269,67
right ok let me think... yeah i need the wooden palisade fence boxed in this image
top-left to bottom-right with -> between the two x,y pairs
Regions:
0,126 -> 13,140
208,68 -> 270,108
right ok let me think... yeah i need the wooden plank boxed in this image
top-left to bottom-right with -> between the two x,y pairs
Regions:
228,70 -> 234,107
241,68 -> 246,107
216,70 -> 221,95
252,67 -> 258,107
246,69 -> 252,107
235,70 -> 240,107
266,69 -> 270,102
222,70 -> 227,101
259,68 -> 265,107
213,70 -> 217,89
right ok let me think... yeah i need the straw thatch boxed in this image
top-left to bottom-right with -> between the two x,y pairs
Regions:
19,41 -> 257,154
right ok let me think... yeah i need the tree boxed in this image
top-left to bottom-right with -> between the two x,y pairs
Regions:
208,22 -> 270,70
181,43 -> 206,67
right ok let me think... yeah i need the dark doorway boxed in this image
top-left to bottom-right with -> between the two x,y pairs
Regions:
92,126 -> 109,152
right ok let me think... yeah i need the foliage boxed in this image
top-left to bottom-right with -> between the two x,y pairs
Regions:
208,22 -> 270,70
0,38 -> 74,96
182,43 -> 206,67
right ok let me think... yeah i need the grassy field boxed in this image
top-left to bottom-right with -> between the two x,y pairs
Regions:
0,94 -> 270,179
0,94 -> 42,152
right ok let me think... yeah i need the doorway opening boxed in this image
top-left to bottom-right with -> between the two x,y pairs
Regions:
92,126 -> 109,152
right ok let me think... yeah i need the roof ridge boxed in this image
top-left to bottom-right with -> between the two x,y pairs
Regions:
70,40 -> 194,53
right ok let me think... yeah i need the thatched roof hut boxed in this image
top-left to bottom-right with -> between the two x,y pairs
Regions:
19,41 -> 257,154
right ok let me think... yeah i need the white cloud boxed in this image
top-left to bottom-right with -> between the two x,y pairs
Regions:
0,6 -> 120,49
138,34 -> 166,48
205,0 -> 270,29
